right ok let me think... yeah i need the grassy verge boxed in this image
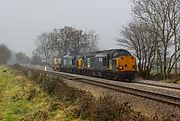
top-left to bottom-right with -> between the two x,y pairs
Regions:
25,67 -> 180,121
27,68 -> 149,121
0,66 -> 71,121
0,66 -> 20,121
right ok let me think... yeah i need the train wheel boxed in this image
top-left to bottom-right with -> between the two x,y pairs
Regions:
128,75 -> 133,82
113,74 -> 118,81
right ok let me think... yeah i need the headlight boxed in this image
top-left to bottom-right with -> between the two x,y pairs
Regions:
117,66 -> 123,70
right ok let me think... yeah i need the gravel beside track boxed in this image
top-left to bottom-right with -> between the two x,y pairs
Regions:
64,79 -> 180,120
133,80 -> 180,90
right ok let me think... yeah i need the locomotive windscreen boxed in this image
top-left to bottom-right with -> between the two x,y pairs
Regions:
119,50 -> 131,56
112,49 -> 131,58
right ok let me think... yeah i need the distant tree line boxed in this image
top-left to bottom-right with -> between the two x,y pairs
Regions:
117,0 -> 180,79
33,26 -> 99,65
1,26 -> 99,65
0,43 -> 42,65
0,44 -> 11,64
14,52 -> 42,65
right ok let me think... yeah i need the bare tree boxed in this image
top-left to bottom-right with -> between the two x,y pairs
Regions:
49,26 -> 99,55
0,44 -> 11,64
33,26 -> 99,65
34,32 -> 54,64
48,27 -> 72,56
167,0 -> 180,75
84,30 -> 99,52
132,0 -> 180,78
69,29 -> 89,54
31,53 -> 42,65
117,22 -> 156,78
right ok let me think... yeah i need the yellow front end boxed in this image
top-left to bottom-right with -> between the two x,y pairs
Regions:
77,58 -> 84,69
116,56 -> 137,72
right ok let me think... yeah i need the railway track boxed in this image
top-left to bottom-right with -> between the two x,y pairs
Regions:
133,80 -> 180,90
21,65 -> 180,106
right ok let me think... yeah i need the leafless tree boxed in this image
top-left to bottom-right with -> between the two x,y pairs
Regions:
84,30 -> 99,52
48,26 -> 99,55
34,32 -> 54,64
48,27 -> 72,56
167,0 -> 180,75
69,29 -> 89,54
31,53 -> 42,65
132,0 -> 180,78
0,44 -> 11,64
117,22 -> 156,78
33,26 -> 99,65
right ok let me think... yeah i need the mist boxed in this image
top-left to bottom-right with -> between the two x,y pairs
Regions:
0,0 -> 132,56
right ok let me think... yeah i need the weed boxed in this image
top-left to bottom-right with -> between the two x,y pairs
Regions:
22,110 -> 49,121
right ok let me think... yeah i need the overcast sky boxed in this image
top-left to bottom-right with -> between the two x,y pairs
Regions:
0,0 -> 132,56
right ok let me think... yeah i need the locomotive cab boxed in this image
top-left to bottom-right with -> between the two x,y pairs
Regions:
110,49 -> 138,81
116,56 -> 137,72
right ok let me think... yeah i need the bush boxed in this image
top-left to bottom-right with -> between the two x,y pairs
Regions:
22,110 -> 49,121
25,70 -> 149,121
89,96 -> 147,121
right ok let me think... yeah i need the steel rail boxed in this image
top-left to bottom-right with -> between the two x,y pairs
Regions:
133,80 -> 180,90
21,65 -> 180,106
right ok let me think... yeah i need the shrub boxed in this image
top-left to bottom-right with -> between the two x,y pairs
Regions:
23,70 -> 149,121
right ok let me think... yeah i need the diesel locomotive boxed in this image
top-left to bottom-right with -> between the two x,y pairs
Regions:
52,49 -> 138,81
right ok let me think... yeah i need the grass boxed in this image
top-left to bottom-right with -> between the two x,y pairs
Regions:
0,66 -> 73,121
148,68 -> 180,83
28,69 -> 149,121
0,66 -> 17,120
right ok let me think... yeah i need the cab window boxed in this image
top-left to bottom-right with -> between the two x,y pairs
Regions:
112,51 -> 119,58
119,50 -> 131,56
112,60 -> 116,66
103,58 -> 107,66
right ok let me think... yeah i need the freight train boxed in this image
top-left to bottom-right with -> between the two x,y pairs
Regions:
52,49 -> 138,81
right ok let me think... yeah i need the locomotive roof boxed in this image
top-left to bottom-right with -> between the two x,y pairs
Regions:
84,49 -> 130,57
63,49 -> 131,58
92,49 -> 115,57
92,49 -> 129,54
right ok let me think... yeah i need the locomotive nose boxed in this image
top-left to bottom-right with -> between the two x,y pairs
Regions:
117,56 -> 137,71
